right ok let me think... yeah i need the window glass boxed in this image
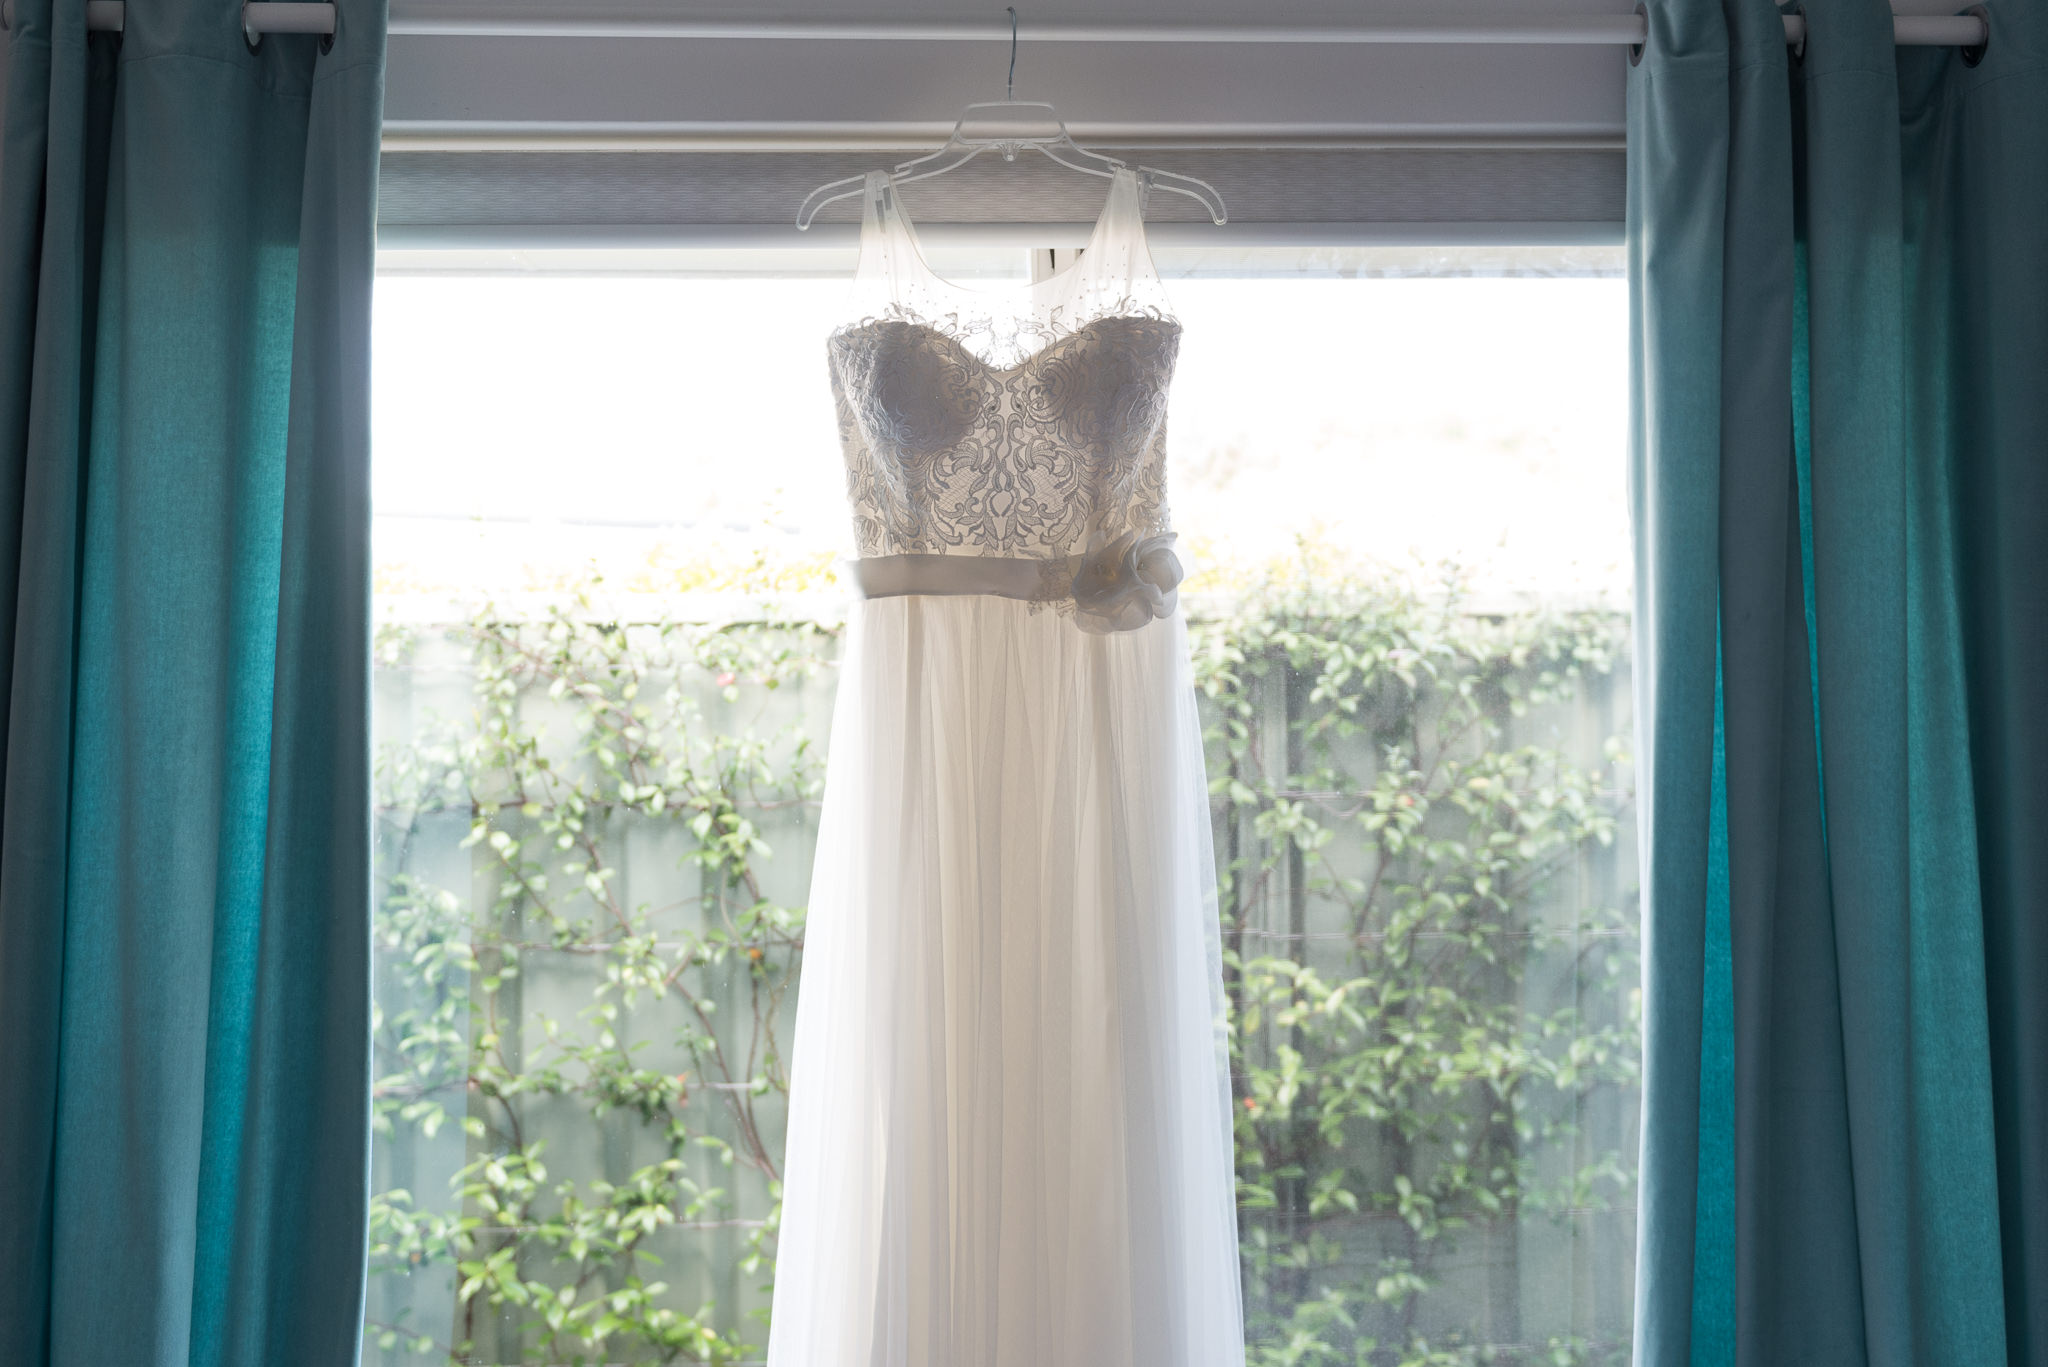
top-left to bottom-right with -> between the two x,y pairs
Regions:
368,246 -> 1637,1367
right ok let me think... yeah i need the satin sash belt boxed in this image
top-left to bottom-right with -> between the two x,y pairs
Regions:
848,554 -> 1073,603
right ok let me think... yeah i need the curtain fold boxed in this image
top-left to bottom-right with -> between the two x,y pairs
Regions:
1629,0 -> 2047,1362
0,0 -> 385,1362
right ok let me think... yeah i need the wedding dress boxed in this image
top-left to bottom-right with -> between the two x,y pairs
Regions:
767,166 -> 1245,1367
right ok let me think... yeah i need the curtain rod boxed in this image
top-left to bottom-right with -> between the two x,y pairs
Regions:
1,3 -> 1992,49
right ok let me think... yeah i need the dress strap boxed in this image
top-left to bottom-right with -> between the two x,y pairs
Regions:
852,171 -> 919,307
1074,166 -> 1164,299
1102,167 -> 1145,228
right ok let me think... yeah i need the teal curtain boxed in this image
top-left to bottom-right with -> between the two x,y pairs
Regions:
0,0 -> 385,1361
1628,0 -> 2047,1362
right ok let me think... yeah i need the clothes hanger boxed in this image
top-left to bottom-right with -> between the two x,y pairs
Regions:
795,8 -> 1228,231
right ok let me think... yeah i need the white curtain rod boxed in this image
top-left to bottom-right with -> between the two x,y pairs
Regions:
0,3 -> 1992,48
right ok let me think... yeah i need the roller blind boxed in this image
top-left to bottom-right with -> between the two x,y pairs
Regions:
375,146 -> 1625,245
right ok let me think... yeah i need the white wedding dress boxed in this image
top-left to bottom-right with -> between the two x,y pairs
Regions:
768,167 -> 1245,1367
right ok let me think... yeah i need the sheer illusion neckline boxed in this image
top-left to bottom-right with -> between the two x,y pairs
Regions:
877,165 -> 1132,299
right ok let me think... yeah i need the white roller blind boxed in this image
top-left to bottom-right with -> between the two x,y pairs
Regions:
376,147 -> 1625,245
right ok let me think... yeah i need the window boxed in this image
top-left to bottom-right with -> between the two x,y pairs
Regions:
367,243 -> 1637,1366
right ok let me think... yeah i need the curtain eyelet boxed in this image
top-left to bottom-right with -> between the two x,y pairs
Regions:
1960,3 -> 1989,66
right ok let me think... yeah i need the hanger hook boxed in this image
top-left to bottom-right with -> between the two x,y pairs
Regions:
1005,7 -> 1018,100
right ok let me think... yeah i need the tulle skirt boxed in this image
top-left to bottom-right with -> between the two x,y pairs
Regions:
767,593 -> 1245,1367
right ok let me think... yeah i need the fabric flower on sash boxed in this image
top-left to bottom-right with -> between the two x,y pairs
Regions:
1070,531 -> 1183,633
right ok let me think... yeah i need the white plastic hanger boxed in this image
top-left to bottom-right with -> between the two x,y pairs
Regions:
796,8 -> 1228,231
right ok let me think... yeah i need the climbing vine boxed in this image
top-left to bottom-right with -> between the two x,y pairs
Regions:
364,560 -> 1637,1366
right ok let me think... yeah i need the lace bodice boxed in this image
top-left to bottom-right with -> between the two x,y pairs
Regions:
826,167 -> 1185,631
